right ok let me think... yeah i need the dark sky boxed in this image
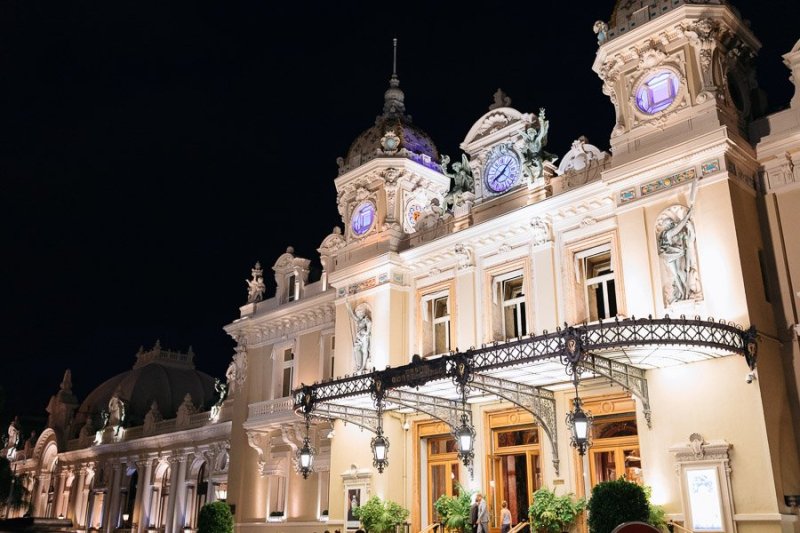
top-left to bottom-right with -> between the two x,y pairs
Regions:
2,1 -> 799,427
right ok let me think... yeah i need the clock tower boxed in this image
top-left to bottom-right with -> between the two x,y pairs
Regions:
332,45 -> 449,267
593,0 -> 762,166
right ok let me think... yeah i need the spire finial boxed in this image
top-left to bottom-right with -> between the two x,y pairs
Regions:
382,38 -> 406,118
392,38 -> 398,77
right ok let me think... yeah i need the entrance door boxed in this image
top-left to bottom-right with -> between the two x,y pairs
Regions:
495,451 -> 541,524
427,436 -> 461,522
489,420 -> 542,531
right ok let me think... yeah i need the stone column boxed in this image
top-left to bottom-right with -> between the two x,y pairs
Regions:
54,470 -> 68,518
170,455 -> 189,533
105,462 -> 123,533
163,457 -> 181,533
73,466 -> 87,528
135,458 -> 154,533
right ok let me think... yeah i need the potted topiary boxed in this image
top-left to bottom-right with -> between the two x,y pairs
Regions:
353,495 -> 410,533
197,501 -> 234,533
587,478 -> 649,533
528,487 -> 586,533
433,483 -> 475,533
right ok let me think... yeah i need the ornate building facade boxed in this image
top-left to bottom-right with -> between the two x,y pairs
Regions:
3,343 -> 232,533
225,2 -> 800,533
8,2 -> 800,533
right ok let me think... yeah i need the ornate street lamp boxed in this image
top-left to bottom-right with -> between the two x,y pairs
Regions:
450,355 -> 476,473
371,429 -> 389,473
296,416 -> 316,479
454,412 -> 475,468
371,377 -> 390,473
560,327 -> 593,456
566,394 -> 592,456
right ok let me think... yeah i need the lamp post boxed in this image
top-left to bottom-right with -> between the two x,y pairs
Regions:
450,355 -> 476,474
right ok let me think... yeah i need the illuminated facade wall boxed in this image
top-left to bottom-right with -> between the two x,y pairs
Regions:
224,4 -> 800,530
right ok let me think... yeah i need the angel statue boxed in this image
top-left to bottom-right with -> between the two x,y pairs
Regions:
345,300 -> 372,372
441,153 -> 475,209
520,108 -> 558,186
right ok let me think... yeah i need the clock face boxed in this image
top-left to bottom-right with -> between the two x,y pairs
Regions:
485,152 -> 521,193
351,201 -> 376,236
406,202 -> 423,228
635,70 -> 680,114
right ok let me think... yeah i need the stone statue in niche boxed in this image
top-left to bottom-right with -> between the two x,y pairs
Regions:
245,262 -> 266,304
656,204 -> 703,306
520,108 -> 558,186
345,301 -> 372,372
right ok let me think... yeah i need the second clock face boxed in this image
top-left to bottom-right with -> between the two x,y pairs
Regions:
485,152 -> 521,193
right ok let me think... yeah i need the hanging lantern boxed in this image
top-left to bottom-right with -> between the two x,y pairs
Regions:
566,396 -> 592,456
454,412 -> 476,467
297,436 -> 316,478
371,430 -> 390,473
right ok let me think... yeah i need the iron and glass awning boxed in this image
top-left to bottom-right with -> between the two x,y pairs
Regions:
292,316 -> 757,474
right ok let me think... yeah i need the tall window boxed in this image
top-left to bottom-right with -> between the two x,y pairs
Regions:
267,475 -> 287,518
577,245 -> 617,321
493,273 -> 527,340
421,292 -> 450,356
281,349 -> 294,398
589,413 -> 642,487
286,274 -> 296,302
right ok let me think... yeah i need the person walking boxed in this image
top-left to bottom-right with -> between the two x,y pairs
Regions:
470,494 -> 480,533
477,493 -> 489,533
500,501 -> 511,533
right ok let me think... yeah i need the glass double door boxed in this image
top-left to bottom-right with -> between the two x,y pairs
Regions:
429,459 -> 460,522
493,451 -> 542,526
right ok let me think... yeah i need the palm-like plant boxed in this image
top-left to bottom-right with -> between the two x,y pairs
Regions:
433,483 -> 475,533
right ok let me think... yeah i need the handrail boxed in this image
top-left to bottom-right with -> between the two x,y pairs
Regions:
508,521 -> 529,533
418,523 -> 439,533
669,521 -> 694,533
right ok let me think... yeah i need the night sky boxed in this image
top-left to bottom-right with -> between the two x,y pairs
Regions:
2,1 -> 799,428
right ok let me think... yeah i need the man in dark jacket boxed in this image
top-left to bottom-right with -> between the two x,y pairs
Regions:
470,494 -> 481,532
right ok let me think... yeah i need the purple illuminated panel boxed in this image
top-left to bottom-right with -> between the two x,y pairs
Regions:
636,71 -> 680,114
351,202 -> 376,236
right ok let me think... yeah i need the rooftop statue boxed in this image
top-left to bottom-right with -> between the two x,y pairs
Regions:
441,153 -> 475,209
593,21 -> 609,44
210,379 -> 228,421
107,392 -> 126,436
521,108 -> 558,186
489,88 -> 512,111
245,262 -> 266,304
5,416 -> 20,459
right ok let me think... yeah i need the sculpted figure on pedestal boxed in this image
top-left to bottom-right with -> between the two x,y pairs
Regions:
656,203 -> 703,306
346,301 -> 372,372
245,262 -> 266,304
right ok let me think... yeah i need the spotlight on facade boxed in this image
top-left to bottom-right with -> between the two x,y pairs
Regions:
566,396 -> 592,456
122,513 -> 130,525
371,431 -> 389,473
454,413 -> 476,467
297,437 -> 315,479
